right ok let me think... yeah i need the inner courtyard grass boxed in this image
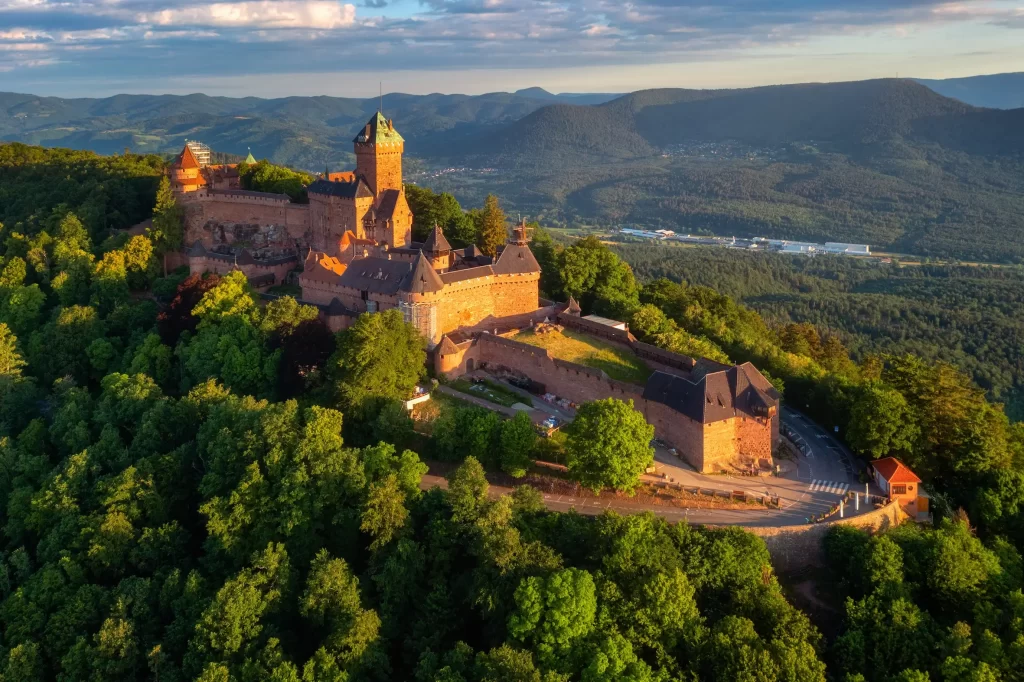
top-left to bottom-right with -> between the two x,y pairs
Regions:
512,328 -> 651,384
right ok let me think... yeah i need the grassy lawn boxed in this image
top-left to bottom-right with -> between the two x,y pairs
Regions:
513,328 -> 651,384
450,378 -> 531,408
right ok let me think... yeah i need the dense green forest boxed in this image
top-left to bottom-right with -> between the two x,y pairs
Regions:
614,244 -> 1024,417
5,144 -> 1024,681
427,143 -> 1024,264
0,143 -> 163,240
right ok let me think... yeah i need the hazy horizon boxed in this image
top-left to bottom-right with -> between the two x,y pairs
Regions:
3,69 -> 1021,102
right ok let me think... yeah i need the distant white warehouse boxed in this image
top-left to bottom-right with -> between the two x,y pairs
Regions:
772,240 -> 870,255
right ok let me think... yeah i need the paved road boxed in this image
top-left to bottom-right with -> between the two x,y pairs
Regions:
425,387 -> 877,526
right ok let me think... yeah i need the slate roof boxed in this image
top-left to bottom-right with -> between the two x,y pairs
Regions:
642,361 -> 780,425
456,244 -> 483,259
308,176 -> 373,199
375,189 -> 402,223
189,240 -> 296,266
437,335 -> 459,355
873,458 -> 921,484
353,112 -> 405,145
440,265 -> 494,284
492,242 -> 541,275
642,372 -> 708,424
566,296 -> 582,315
423,223 -> 452,253
452,245 -> 492,269
402,252 -> 445,294
336,257 -> 412,295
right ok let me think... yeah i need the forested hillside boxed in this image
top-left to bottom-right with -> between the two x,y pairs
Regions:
615,244 -> 1024,415
5,142 -> 1024,682
0,90 -> 596,169
422,79 -> 1024,263
916,72 -> 1024,109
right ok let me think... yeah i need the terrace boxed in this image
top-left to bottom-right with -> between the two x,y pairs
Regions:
511,327 -> 652,384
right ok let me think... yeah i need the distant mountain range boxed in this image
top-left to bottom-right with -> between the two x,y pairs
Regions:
2,75 -> 1019,171
448,79 -> 1024,167
0,88 -> 620,170
914,72 -> 1024,110
3,76 -> 1023,263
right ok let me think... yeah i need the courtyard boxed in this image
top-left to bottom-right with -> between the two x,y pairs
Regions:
511,327 -> 651,384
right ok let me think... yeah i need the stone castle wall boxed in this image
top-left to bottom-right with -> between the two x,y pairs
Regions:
188,255 -> 296,290
303,270 -> 542,342
427,271 -> 541,334
744,500 -> 909,572
356,144 -> 403,195
436,333 -> 775,472
183,191 -> 310,247
437,333 -> 771,471
702,417 -> 775,471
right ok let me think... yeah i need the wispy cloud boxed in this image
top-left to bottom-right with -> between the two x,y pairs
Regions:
139,1 -> 356,29
0,0 -> 1020,93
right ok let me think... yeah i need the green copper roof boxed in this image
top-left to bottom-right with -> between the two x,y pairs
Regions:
353,111 -> 405,145
244,149 -> 256,164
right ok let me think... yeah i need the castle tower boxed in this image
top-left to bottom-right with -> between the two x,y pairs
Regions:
169,143 -> 205,193
398,251 -> 444,348
354,112 -> 405,196
423,223 -> 452,271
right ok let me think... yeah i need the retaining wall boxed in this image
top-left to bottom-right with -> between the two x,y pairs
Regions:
447,334 -> 772,472
742,500 -> 909,572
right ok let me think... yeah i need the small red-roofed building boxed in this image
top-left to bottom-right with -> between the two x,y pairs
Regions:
870,457 -> 925,517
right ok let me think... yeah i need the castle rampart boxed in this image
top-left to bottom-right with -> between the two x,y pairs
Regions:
436,331 -> 776,473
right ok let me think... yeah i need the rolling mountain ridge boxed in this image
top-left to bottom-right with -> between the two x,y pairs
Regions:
3,77 -> 1023,263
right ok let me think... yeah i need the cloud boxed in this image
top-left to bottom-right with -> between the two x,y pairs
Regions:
1,0 -> 1021,92
138,1 -> 357,28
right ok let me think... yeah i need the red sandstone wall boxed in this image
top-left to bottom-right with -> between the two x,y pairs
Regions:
286,205 -> 310,241
747,500 -> 909,572
436,341 -> 478,375
641,400 -> 705,470
701,418 -> 772,471
357,146 -> 403,195
188,256 -> 295,289
183,193 -> 310,248
308,194 -> 370,257
426,273 -> 540,335
444,334 -> 770,473
469,336 -> 716,468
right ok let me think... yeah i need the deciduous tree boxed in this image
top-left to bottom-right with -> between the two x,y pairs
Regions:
564,399 -> 653,493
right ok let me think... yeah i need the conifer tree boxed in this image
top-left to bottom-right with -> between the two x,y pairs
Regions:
148,176 -> 184,275
477,194 -> 507,258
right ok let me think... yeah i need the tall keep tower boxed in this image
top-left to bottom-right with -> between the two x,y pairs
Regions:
354,112 -> 404,195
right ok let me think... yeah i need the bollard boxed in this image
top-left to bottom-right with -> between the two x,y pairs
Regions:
855,492 -> 859,511
865,482 -> 869,498
840,499 -> 844,518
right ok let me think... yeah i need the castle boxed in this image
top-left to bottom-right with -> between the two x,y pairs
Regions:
171,113 -> 780,473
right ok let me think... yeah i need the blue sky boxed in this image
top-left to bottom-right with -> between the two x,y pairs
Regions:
1,0 -> 1022,97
